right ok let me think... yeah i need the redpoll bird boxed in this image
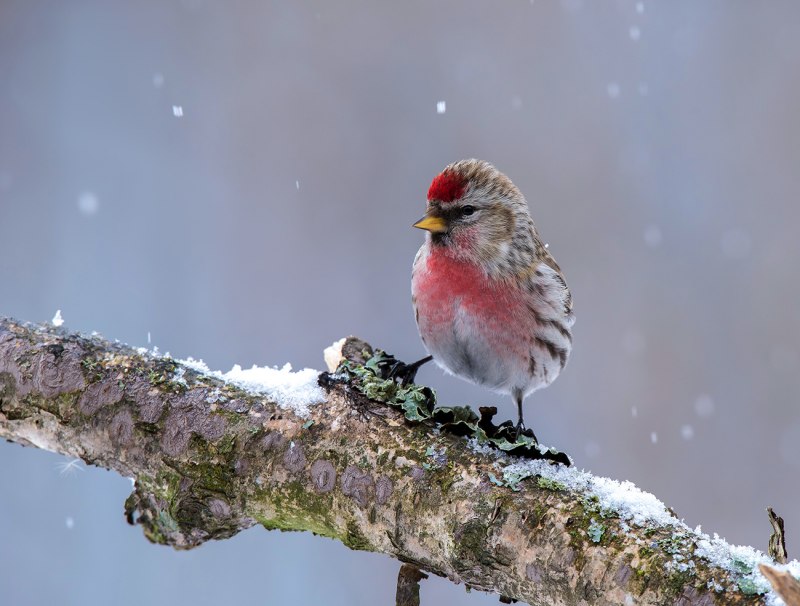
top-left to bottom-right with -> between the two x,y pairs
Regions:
411,159 -> 574,438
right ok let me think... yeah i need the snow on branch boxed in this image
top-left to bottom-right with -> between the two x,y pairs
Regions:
0,316 -> 796,605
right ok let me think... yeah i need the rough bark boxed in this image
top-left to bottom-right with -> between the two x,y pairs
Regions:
768,508 -> 788,564
0,317 -> 783,605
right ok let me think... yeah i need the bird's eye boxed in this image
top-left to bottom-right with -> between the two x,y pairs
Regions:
461,205 -> 476,216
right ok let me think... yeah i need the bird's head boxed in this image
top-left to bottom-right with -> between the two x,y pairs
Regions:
414,159 -> 536,272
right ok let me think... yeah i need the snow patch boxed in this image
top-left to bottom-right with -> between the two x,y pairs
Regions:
180,357 -> 324,418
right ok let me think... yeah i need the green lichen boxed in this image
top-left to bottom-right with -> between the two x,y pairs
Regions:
145,359 -> 186,394
214,433 -> 236,456
536,477 -> 566,492
344,520 -> 373,551
438,462 -> 458,493
737,577 -> 763,596
253,481 -> 338,540
157,510 -> 180,533
657,534 -> 686,555
454,520 -> 493,566
627,534 -> 706,601
488,473 -> 504,486
588,519 -> 605,543
328,351 -> 570,467
80,358 -> 103,382
581,494 -> 617,519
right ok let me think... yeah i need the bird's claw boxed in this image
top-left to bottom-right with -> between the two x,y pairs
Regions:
386,355 -> 433,386
514,421 -> 538,444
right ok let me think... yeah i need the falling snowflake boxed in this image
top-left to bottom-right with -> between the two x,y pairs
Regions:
77,191 -> 99,216
436,101 -> 446,114
52,310 -> 64,327
172,105 -> 184,117
56,458 -> 84,475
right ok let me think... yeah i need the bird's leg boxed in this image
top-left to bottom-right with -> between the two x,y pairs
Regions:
514,392 -> 538,443
388,355 -> 433,385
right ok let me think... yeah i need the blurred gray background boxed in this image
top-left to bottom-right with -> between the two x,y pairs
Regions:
1,1 -> 799,604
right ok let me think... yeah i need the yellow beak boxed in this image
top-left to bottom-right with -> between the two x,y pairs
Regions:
413,214 -> 448,234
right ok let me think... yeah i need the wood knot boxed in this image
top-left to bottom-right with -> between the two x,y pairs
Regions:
375,475 -> 393,505
283,441 -> 307,472
109,410 -> 134,446
341,465 -> 375,508
310,460 -> 336,493
208,498 -> 231,519
262,432 -> 285,451
78,378 -> 123,416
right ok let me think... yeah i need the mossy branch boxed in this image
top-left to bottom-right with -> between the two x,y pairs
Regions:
0,317 -> 790,605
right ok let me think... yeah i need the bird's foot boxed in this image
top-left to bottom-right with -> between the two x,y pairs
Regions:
514,421 -> 538,444
386,355 -> 433,386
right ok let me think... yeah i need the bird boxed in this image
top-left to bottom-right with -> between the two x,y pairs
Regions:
410,159 -> 574,440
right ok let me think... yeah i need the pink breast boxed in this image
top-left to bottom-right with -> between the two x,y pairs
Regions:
413,248 -> 528,355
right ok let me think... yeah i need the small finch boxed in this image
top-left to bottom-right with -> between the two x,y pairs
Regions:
411,159 -> 574,438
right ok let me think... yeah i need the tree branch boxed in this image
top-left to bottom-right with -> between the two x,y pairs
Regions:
0,317 -> 795,605
396,564 -> 429,606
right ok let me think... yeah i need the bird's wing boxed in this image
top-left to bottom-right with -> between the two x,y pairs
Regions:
540,253 -> 573,314
518,252 -> 573,319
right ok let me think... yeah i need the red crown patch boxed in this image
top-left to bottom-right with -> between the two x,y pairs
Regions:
427,171 -> 466,203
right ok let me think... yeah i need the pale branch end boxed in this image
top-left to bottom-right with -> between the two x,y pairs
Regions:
0,317 -> 791,605
759,565 -> 800,606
